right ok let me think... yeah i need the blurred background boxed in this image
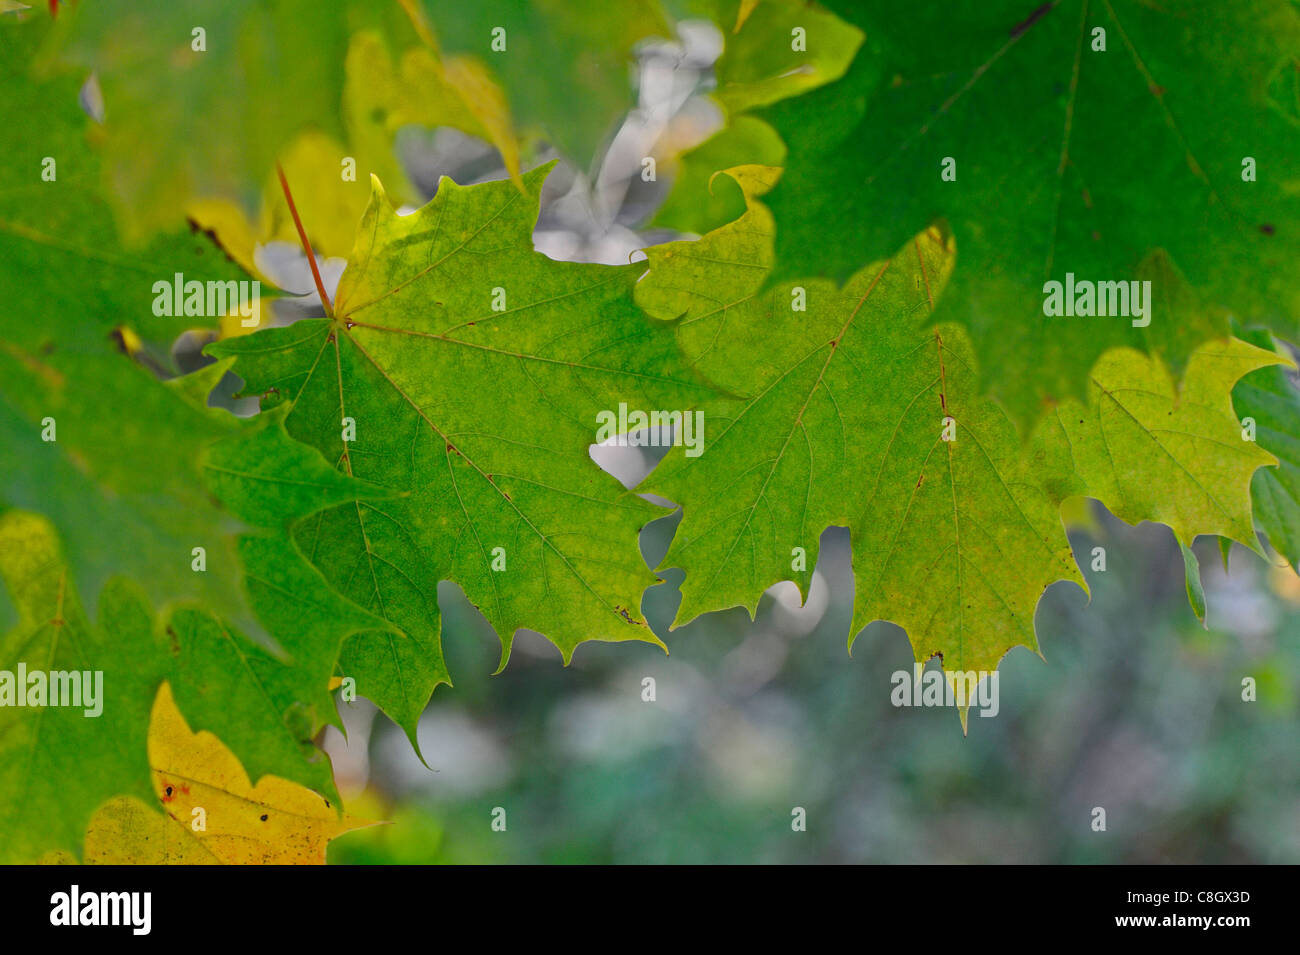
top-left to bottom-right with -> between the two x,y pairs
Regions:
320,469 -> 1300,864
179,13 -> 1300,864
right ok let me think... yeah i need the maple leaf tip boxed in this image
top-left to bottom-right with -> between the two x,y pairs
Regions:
521,159 -> 560,197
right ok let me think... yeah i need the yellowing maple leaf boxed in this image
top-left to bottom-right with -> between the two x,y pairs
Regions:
72,683 -> 370,865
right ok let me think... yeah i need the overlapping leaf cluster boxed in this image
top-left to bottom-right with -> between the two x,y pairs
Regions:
0,0 -> 698,862
1,0 -> 1298,864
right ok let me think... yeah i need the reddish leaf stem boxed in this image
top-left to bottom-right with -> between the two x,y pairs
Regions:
275,161 -> 334,317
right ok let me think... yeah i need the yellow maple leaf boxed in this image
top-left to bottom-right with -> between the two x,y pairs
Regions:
68,683 -> 370,864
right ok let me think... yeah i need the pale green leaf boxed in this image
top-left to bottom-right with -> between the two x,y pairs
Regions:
211,164 -> 713,734
636,167 -> 1086,682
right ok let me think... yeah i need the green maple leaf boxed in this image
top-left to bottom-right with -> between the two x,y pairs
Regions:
1232,325 -> 1300,569
1035,332 -> 1286,624
0,512 -> 166,864
0,356 -> 390,805
703,0 -> 864,115
0,20 -> 402,860
192,20 -> 538,267
636,167 -> 1085,685
210,164 -> 712,735
0,512 -> 389,862
1038,338 -> 1286,551
652,0 -> 861,236
164,531 -> 392,804
0,407 -> 394,862
201,400 -> 397,530
750,0 -> 1300,427
186,410 -> 400,794
418,0 -> 671,166
0,21 -> 269,626
651,115 -> 786,236
0,334 -> 256,630
636,165 -> 1285,704
189,389 -> 404,796
1,17 -> 253,350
